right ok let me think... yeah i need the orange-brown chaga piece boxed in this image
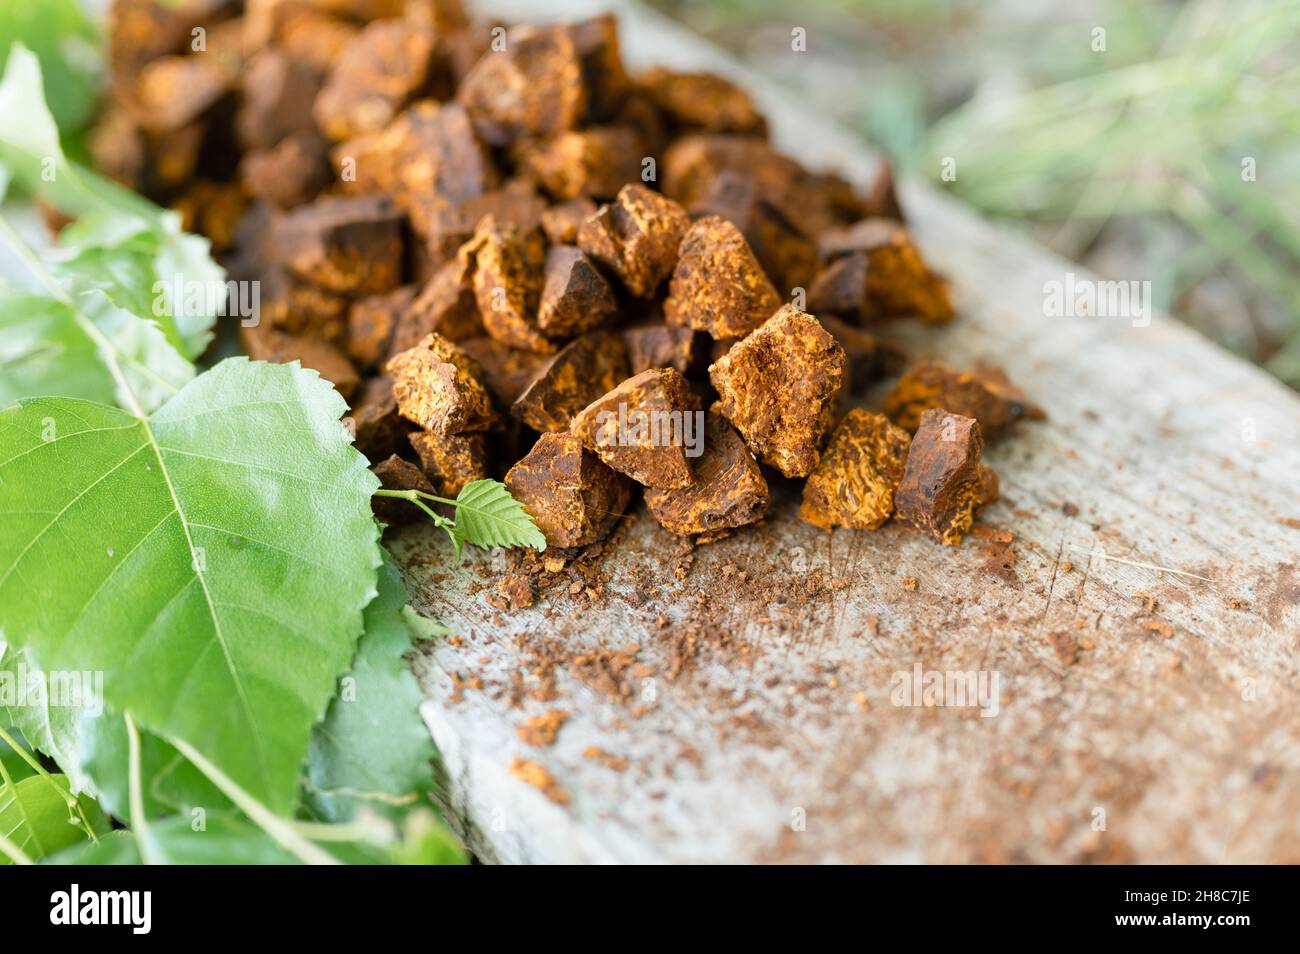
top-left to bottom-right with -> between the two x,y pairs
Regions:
172,180 -> 247,253
347,285 -> 414,372
709,306 -> 846,478
570,368 -> 698,489
513,331 -> 629,433
638,68 -> 767,136
457,24 -> 587,147
408,429 -> 489,498
385,332 -> 497,435
258,267 -> 350,347
507,757 -> 570,805
129,55 -> 230,134
239,131 -> 332,210
461,217 -> 552,353
567,14 -> 633,120
420,178 -> 549,269
385,254 -> 483,360
820,315 -> 908,395
645,412 -> 768,536
504,432 -> 631,548
345,376 -> 406,462
272,194 -> 404,296
664,216 -> 782,340
458,336 -> 551,408
371,454 -> 436,526
541,197 -> 598,245
241,325 -> 360,399
894,409 -> 985,545
883,361 -> 1044,439
809,220 -> 954,323
313,19 -> 435,142
621,322 -> 705,376
514,126 -> 644,202
236,49 -> 322,151
576,184 -> 689,299
799,410 -> 912,530
976,464 -> 1000,512
537,245 -> 617,339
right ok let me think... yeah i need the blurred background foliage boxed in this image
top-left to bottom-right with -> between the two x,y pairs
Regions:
652,0 -> 1300,388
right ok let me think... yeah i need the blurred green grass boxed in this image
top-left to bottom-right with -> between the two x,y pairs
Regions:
652,0 -> 1300,387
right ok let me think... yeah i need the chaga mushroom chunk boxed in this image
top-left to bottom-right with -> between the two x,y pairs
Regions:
385,253 -> 483,360
457,24 -> 587,147
504,432 -> 631,548
883,361 -> 1044,439
799,410 -> 912,530
638,68 -> 767,136
313,20 -> 435,142
345,376 -> 406,462
645,411 -> 768,536
621,322 -> 705,377
808,220 -> 954,323
371,454 -> 436,526
514,127 -> 644,202
894,409 -> 985,545
458,336 -> 551,408
819,315 -> 908,395
536,245 -> 617,339
541,197 -> 598,245
236,50 -> 322,151
570,368 -> 699,489
462,217 -> 553,353
241,325 -> 359,399
239,131 -> 332,210
664,216 -> 782,340
385,333 -> 497,435
408,430 -> 489,498
272,194 -> 404,296
513,331 -> 629,433
709,305 -> 846,478
577,184 -> 689,299
347,285 -> 414,373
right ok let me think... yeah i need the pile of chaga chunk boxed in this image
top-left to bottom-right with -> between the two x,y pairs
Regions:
96,0 -> 1044,549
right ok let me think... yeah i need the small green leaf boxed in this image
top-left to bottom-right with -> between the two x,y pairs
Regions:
0,642 -> 90,792
451,479 -> 546,551
400,605 -> 452,640
0,0 -> 101,136
0,773 -> 105,864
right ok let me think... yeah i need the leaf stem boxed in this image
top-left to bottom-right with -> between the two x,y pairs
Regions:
0,723 -> 97,840
0,829 -> 33,865
123,711 -> 159,865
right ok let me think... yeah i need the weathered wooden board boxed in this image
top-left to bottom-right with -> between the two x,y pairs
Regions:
389,0 -> 1300,863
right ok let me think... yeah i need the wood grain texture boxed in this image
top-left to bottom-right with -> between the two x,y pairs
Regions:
389,0 -> 1300,863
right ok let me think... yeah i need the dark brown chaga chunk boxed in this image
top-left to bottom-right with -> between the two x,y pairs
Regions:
461,218 -> 552,353
819,315 -> 908,395
347,286 -> 415,373
976,464 -> 1000,512
272,195 -> 404,296
345,376 -> 406,461
109,0 -> 237,81
313,20 -> 435,142
567,14 -> 633,120
371,454 -> 436,526
536,245 -> 617,339
540,197 -> 598,245
385,333 -> 497,435
172,179 -> 247,253
664,216 -> 782,340
240,325 -> 360,399
513,126 -> 644,201
709,306 -> 846,478
236,50 -> 323,151
894,409 -> 985,545
645,412 -> 768,536
883,361 -> 1044,439
808,221 -> 954,323
513,331 -> 629,433
385,254 -> 483,360
504,432 -> 631,548
638,68 -> 767,136
457,25 -> 587,147
458,336 -> 551,408
576,184 -> 689,299
798,410 -> 912,530
570,368 -> 699,489
408,429 -> 490,498
420,178 -> 548,269
259,267 -> 350,348
129,55 -> 230,134
239,131 -> 332,210
621,323 -> 705,377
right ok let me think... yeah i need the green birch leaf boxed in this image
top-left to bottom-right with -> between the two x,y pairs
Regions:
451,479 -> 546,551
0,642 -> 92,792
0,357 -> 383,815
0,292 -> 114,407
0,773 -> 105,864
0,0 -> 101,136
46,814 -> 302,865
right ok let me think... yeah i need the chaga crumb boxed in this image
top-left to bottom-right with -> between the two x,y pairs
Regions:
709,305 -> 846,478
1229,596 -> 1248,610
799,410 -> 911,529
462,217 -> 552,353
577,184 -> 689,298
894,408 -> 985,545
810,219 -> 954,323
313,20 -> 435,142
571,367 -> 699,488
902,576 -> 918,592
582,746 -> 630,771
517,709 -> 568,746
664,216 -> 782,340
1142,618 -> 1175,639
883,360 -> 1044,438
386,332 -> 497,435
504,432 -> 631,547
508,757 -> 570,804
536,245 -> 617,338
495,574 -> 535,611
513,331 -> 629,433
645,411 -> 769,535
408,430 -> 489,497
1048,631 -> 1079,666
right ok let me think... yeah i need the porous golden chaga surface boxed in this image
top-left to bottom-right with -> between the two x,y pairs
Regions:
638,68 -> 767,136
894,409 -> 985,545
504,432 -> 631,548
458,336 -> 551,409
621,322 -> 704,376
664,216 -> 782,340
272,194 -> 404,296
462,217 -> 553,353
540,197 -> 598,245
883,360 -> 1044,439
457,24 -> 587,147
313,19 -> 435,142
514,127 -> 644,202
347,285 -> 413,373
570,368 -> 698,489
241,324 -> 359,399
385,332 -> 497,435
645,411 -> 768,536
513,331 -> 629,433
798,410 -> 912,530
421,178 -> 549,269
577,184 -> 689,298
389,253 -> 483,356
345,376 -> 406,462
409,429 -> 490,498
808,220 -> 954,323
371,454 -> 436,525
709,305 -> 846,478
537,245 -> 617,338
